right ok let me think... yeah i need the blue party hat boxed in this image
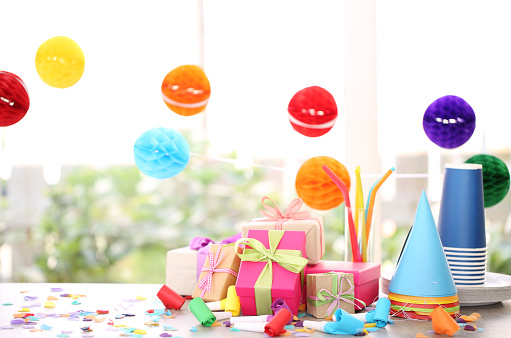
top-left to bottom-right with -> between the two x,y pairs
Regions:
388,190 -> 457,297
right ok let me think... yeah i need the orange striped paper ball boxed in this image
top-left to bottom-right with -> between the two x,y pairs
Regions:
295,156 -> 350,210
161,65 -> 211,116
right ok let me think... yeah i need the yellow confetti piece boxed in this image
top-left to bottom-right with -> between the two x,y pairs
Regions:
84,315 -> 96,320
19,308 -> 30,312
293,315 -> 298,321
114,324 -> 127,327
364,323 -> 377,328
145,321 -> 159,326
212,321 -> 221,327
135,295 -> 146,300
133,329 -> 147,334
30,329 -> 43,332
163,314 -> 175,319
297,328 -> 315,333
71,295 -> 80,299
47,295 -> 59,300
44,302 -> 56,308
93,318 -> 105,323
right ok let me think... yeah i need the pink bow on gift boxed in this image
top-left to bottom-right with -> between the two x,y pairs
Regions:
259,196 -> 311,229
196,244 -> 238,298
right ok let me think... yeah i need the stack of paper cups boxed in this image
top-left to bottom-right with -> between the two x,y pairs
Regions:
437,163 -> 486,286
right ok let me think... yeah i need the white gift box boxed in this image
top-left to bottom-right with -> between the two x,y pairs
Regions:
165,247 -> 198,296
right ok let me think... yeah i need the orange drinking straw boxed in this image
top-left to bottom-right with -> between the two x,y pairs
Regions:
365,167 -> 395,246
322,165 -> 362,263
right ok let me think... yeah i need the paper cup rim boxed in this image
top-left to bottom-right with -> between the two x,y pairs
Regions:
443,246 -> 487,252
445,163 -> 482,170
450,269 -> 486,274
446,256 -> 487,261
448,261 -> 487,266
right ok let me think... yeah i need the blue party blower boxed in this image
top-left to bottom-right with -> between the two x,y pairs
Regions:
303,309 -> 364,335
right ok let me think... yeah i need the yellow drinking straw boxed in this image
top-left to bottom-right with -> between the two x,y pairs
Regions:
354,167 -> 366,260
365,167 -> 395,249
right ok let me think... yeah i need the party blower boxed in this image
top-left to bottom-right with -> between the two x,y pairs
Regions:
303,309 -> 365,335
206,285 -> 240,316
337,297 -> 393,328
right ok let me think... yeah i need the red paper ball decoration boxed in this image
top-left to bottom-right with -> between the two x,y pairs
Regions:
0,71 -> 30,127
288,86 -> 338,137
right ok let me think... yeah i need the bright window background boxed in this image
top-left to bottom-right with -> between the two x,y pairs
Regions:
0,0 -> 348,282
377,0 -> 511,275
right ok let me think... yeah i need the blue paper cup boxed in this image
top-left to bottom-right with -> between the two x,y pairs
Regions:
438,163 -> 486,249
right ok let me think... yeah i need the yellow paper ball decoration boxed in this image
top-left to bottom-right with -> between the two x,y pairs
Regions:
35,36 -> 85,88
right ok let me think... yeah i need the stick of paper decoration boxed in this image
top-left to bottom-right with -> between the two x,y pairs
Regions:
365,167 -> 395,248
189,297 -> 217,327
355,166 -> 366,260
322,165 -> 362,262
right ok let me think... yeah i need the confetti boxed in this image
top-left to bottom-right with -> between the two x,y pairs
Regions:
293,334 -> 310,337
20,290 -> 29,293
136,295 -> 147,300
1,302 -> 13,306
190,326 -> 197,332
145,321 -> 159,326
296,312 -> 306,318
51,287 -> 64,292
44,301 -> 56,308
22,325 -> 36,329
464,325 -> 477,331
114,324 -> 127,327
160,334 -> 172,337
19,307 -> 30,312
71,300 -> 81,305
223,321 -> 231,327
284,325 -> 295,330
123,313 -> 136,317
40,324 -> 52,330
57,335 -> 70,338
96,310 -> 109,314
364,323 -> 377,328
0,326 -> 14,330
416,333 -> 429,338
61,330 -> 73,334
10,319 -> 25,325
471,312 -> 481,318
93,318 -> 105,323
28,302 -> 41,308
133,329 -> 147,334
212,321 -> 221,327
294,320 -> 304,328
229,328 -> 240,332
163,324 -> 178,331
47,295 -> 59,300
30,328 -> 43,332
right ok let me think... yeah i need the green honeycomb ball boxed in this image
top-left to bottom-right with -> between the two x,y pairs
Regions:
465,154 -> 510,207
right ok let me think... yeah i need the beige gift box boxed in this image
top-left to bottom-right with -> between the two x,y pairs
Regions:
192,243 -> 242,302
241,216 -> 324,265
165,247 -> 197,296
306,272 -> 355,318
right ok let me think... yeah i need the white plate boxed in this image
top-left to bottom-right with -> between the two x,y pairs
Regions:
381,271 -> 511,306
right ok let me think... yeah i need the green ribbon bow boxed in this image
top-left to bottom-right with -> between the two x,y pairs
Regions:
235,230 -> 308,315
307,272 -> 365,317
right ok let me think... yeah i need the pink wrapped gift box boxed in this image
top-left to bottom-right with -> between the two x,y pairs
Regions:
235,229 -> 307,316
241,197 -> 324,265
305,260 -> 380,310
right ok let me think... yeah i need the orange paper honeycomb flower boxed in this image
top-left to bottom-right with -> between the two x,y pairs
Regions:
295,156 -> 350,210
161,65 -> 211,116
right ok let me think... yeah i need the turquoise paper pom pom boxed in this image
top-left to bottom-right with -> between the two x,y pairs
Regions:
134,127 -> 190,179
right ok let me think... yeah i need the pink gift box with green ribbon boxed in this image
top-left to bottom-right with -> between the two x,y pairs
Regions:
235,229 -> 308,316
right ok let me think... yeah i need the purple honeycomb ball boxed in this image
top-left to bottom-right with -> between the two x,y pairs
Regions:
423,95 -> 476,149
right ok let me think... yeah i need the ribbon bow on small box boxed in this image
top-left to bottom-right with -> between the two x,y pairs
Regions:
259,196 -> 312,229
307,272 -> 365,318
196,244 -> 239,298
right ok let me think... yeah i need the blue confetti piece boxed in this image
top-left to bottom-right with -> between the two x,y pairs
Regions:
297,312 -> 306,318
284,325 -> 295,330
56,335 -> 70,338
164,309 -> 172,316
71,300 -> 81,305
190,326 -> 197,332
26,316 -> 39,321
1,303 -> 13,306
40,324 -> 52,330
477,328 -> 484,331
150,315 -> 161,322
229,328 -> 240,332
366,327 -> 378,332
